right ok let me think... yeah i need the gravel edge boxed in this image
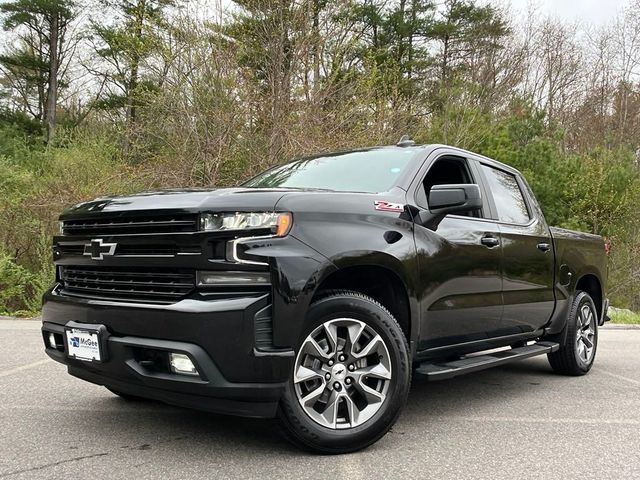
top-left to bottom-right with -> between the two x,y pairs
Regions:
600,323 -> 640,330
0,316 -> 41,321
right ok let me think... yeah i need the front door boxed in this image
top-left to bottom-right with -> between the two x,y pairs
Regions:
412,154 -> 504,351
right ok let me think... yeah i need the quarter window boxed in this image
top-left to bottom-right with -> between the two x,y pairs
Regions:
481,165 -> 530,224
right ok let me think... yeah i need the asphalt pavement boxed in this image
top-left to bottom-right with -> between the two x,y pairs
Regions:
1,318 -> 639,480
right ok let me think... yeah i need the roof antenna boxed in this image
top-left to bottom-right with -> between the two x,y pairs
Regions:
397,135 -> 415,147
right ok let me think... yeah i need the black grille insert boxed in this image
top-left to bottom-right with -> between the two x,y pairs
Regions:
254,305 -> 274,350
117,244 -> 201,256
57,244 -> 85,256
60,266 -> 195,303
62,214 -> 198,236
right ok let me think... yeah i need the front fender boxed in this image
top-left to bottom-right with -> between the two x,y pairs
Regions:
296,213 -> 420,343
238,208 -> 420,349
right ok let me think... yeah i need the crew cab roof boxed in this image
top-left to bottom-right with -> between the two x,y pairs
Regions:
299,143 -> 523,190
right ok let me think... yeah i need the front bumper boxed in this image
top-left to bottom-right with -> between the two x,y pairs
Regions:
42,287 -> 295,418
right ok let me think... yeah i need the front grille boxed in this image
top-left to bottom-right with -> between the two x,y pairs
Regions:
62,214 -> 198,236
56,243 -> 201,257
60,266 -> 195,303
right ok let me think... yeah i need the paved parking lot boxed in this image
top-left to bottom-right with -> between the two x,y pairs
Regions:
1,319 -> 639,480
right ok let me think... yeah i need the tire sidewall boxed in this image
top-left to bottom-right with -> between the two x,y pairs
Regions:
279,292 -> 410,453
569,292 -> 599,372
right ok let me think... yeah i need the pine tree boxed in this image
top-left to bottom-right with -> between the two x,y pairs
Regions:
91,0 -> 177,153
0,0 -> 76,144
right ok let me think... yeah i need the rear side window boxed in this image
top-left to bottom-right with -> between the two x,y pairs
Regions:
481,165 -> 530,224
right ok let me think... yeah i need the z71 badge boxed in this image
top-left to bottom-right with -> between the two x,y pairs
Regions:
374,201 -> 404,212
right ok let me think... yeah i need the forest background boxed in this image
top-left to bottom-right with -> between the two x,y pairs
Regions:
0,0 -> 638,319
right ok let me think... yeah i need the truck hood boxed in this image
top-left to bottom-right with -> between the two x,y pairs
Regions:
60,188 -> 292,219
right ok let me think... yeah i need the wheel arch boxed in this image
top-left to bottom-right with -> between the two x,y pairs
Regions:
575,273 -> 603,321
310,257 -> 418,352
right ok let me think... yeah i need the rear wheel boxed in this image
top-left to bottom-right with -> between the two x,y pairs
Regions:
277,291 -> 410,454
548,291 -> 598,376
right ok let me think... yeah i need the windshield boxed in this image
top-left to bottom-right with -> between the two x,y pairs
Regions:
243,149 -> 417,193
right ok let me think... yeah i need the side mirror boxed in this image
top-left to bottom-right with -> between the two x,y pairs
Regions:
416,184 -> 483,230
428,184 -> 482,214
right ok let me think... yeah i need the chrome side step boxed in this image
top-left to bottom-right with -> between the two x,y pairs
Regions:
415,341 -> 560,381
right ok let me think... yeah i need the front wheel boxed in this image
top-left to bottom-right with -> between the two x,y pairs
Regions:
277,291 -> 411,454
547,291 -> 599,376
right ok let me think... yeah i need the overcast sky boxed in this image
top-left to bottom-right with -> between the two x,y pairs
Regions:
507,0 -> 629,26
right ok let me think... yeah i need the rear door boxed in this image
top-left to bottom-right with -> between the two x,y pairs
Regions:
477,162 -> 555,334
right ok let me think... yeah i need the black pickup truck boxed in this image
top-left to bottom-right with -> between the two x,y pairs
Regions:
42,141 -> 608,453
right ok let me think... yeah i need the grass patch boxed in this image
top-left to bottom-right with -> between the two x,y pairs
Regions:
609,308 -> 640,324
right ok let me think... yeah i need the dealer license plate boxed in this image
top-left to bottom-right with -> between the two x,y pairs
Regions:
65,328 -> 102,362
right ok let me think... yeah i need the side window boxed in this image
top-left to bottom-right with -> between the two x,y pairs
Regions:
420,156 -> 481,218
480,165 -> 530,224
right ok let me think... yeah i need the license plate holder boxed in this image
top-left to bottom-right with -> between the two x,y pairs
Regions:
65,322 -> 109,363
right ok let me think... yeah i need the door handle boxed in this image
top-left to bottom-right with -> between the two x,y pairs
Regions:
537,242 -> 551,252
481,236 -> 500,248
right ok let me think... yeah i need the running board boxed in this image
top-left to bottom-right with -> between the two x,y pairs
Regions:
415,341 -> 560,381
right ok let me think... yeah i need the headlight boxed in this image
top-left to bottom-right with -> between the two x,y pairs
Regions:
58,221 -> 64,235
199,212 -> 292,237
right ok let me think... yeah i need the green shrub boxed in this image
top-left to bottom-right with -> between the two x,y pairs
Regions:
0,126 -> 147,315
0,257 -> 54,316
609,309 -> 640,325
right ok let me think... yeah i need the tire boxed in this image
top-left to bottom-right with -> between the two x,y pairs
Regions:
547,291 -> 599,376
106,387 -> 148,402
277,290 -> 411,454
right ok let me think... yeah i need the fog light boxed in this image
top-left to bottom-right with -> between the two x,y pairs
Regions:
48,332 -> 57,349
169,353 -> 198,376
